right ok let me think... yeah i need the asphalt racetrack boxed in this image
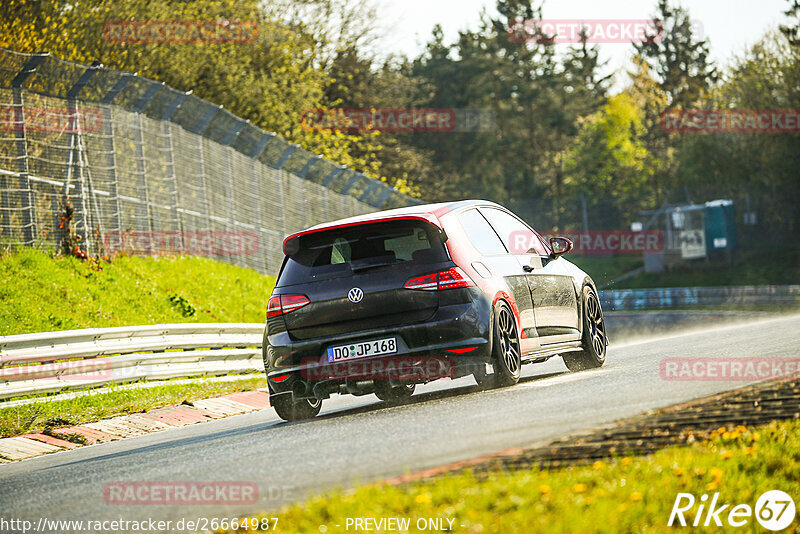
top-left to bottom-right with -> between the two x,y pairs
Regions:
1,314 -> 798,530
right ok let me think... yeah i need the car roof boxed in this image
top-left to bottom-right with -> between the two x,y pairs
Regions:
282,199 -> 502,252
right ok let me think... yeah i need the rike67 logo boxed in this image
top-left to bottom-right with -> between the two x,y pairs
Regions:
669,490 -> 796,531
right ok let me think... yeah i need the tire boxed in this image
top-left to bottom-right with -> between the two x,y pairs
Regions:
474,302 -> 521,389
271,391 -> 322,422
563,285 -> 607,372
374,381 -> 415,403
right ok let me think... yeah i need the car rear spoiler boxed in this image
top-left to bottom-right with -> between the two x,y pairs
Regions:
282,215 -> 447,256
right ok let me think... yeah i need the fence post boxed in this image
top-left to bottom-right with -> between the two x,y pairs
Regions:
163,122 -> 183,243
196,137 -> 212,233
98,74 -> 135,248
10,54 -> 48,246
134,113 -> 154,252
64,61 -> 102,255
223,148 -> 236,265
104,107 -> 122,236
250,158 -> 267,274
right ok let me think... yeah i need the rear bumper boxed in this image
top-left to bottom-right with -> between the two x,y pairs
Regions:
265,292 -> 492,397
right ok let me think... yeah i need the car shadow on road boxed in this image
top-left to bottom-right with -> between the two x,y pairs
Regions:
314,370 -> 569,421
44,371 -> 571,470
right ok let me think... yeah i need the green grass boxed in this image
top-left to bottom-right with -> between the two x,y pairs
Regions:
0,249 -> 276,336
238,420 -> 800,533
0,376 -> 268,438
568,255 -> 644,288
614,246 -> 800,289
569,246 -> 799,290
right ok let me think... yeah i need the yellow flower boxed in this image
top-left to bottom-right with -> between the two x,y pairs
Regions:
572,483 -> 587,493
538,485 -> 551,495
694,467 -> 707,476
593,461 -> 605,470
630,492 -> 643,502
673,467 -> 684,476
414,493 -> 432,505
744,446 -> 755,455
622,458 -> 632,466
710,467 -> 724,481
735,425 -> 747,433
706,482 -> 718,491
720,450 -> 733,459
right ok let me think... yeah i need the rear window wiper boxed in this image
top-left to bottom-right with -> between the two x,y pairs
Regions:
351,261 -> 401,273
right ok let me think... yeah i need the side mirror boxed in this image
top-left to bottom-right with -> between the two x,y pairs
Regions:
549,237 -> 573,257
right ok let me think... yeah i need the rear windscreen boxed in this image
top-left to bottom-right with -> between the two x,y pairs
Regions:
277,221 -> 448,287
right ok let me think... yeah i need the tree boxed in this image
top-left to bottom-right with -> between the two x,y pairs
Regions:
780,0 -> 800,46
633,0 -> 717,109
676,31 -> 800,235
563,94 -> 656,228
0,0 -> 389,184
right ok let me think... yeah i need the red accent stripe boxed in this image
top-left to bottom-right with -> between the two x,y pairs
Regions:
447,347 -> 478,354
271,374 -> 292,382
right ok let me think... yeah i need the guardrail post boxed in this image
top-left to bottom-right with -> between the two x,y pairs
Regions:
11,54 -> 48,246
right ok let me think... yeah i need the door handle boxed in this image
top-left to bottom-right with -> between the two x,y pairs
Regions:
522,265 -> 534,273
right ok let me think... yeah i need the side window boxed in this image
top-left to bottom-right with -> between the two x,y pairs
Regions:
480,208 -> 548,255
457,209 -> 507,256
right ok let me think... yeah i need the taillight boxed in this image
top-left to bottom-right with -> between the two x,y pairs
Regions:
267,295 -> 310,318
405,267 -> 475,291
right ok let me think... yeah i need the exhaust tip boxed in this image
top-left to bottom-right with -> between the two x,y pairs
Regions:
292,380 -> 309,397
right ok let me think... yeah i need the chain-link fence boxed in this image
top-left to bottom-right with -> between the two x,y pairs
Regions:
0,48 -> 418,275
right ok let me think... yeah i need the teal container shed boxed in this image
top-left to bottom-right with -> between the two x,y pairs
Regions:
704,200 -> 736,253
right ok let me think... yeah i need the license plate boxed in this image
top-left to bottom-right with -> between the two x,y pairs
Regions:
327,337 -> 397,363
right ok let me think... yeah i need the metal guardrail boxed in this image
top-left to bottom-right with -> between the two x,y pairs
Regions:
600,285 -> 800,311
0,323 -> 265,399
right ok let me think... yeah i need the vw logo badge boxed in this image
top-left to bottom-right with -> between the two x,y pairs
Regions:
348,288 -> 364,303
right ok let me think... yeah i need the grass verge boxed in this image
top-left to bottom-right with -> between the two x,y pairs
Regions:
569,246 -> 799,290
237,420 -> 800,533
567,254 -> 644,288
0,376 -> 268,438
606,246 -> 800,290
0,248 -> 275,336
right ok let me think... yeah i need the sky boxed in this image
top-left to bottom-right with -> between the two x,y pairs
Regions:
375,0 -> 790,90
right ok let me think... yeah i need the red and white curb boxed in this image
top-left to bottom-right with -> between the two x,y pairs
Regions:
0,391 -> 270,462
